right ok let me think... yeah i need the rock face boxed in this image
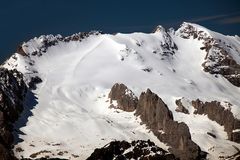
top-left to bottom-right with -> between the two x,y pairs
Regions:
87,140 -> 176,160
153,25 -> 178,56
175,99 -> 189,114
108,83 -> 138,112
108,84 -> 205,160
192,99 -> 240,143
0,68 -> 27,160
136,89 -> 203,160
22,158 -> 67,160
28,76 -> 43,90
16,45 -> 27,56
16,31 -> 102,58
178,22 -> 240,87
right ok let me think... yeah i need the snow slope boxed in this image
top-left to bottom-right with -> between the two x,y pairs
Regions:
3,23 -> 240,159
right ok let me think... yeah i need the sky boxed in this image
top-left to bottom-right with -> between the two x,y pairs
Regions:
0,0 -> 240,63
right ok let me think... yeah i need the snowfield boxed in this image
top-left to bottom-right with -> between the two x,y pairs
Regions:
3,22 -> 240,159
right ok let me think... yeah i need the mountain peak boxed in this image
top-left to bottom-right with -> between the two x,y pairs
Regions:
180,22 -> 207,30
153,25 -> 166,33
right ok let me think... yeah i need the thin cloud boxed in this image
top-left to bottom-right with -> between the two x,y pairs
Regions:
156,11 -> 240,29
189,14 -> 229,22
104,11 -> 240,33
220,16 -> 240,24
187,11 -> 240,23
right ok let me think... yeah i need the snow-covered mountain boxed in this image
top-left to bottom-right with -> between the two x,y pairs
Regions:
1,22 -> 240,160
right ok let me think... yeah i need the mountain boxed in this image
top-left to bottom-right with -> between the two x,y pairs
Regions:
1,22 -> 240,160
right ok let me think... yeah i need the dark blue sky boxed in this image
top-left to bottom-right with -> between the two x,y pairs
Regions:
0,0 -> 240,63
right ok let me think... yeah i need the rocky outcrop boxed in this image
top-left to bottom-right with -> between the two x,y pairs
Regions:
22,158 -> 67,160
87,140 -> 176,160
28,76 -> 43,90
17,31 -> 102,58
16,45 -> 27,56
0,68 -> 27,160
175,99 -> 189,114
136,89 -> 203,160
192,99 -> 240,143
108,83 -> 205,160
178,22 -> 240,87
153,25 -> 178,56
108,83 -> 138,112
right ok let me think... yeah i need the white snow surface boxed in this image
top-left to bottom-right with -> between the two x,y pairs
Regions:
3,23 -> 240,159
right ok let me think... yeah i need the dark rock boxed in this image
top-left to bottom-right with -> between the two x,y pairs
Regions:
87,140 -> 176,160
16,45 -> 27,56
124,151 -> 133,159
0,111 -> 4,125
143,67 -> 153,72
15,147 -> 24,152
0,126 -> 13,146
108,83 -> 138,112
136,89 -> 202,160
31,51 -> 38,56
207,132 -> 217,138
107,84 -> 205,159
28,76 -> 43,90
0,144 -> 13,160
136,89 -> 173,129
0,68 -> 27,160
175,99 -> 189,114
232,132 -> 240,143
30,150 -> 52,159
197,151 -> 208,160
192,99 -> 240,143
22,157 -> 67,160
